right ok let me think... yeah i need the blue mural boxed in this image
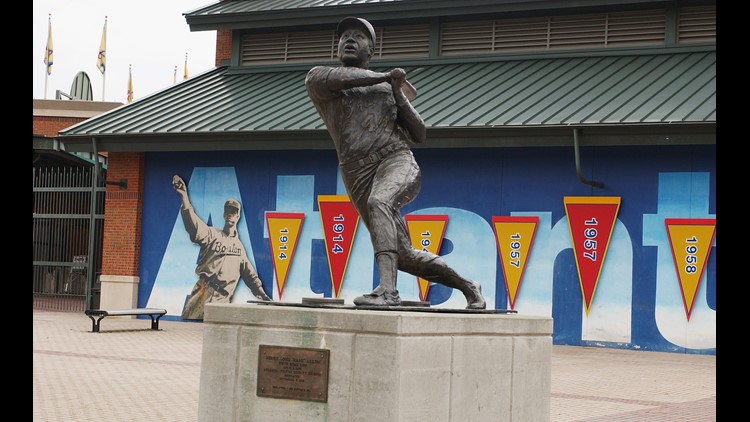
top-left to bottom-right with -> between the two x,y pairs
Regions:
140,145 -> 715,355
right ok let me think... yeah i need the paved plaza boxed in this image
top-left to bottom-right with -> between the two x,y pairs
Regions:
33,309 -> 716,421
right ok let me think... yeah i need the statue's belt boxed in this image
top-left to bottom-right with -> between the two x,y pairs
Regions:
339,143 -> 409,172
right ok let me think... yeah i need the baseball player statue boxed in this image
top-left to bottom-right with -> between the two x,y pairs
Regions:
305,17 -> 486,309
172,175 -> 271,320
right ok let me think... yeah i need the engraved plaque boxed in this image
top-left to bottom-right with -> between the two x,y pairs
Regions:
257,345 -> 330,403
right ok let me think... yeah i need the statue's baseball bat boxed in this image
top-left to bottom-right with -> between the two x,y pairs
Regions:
401,79 -> 417,101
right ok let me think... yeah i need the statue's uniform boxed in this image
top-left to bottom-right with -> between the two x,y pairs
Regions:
306,66 -> 469,284
305,66 -> 420,257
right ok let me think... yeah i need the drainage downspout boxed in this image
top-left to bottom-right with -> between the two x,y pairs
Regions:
573,128 -> 604,188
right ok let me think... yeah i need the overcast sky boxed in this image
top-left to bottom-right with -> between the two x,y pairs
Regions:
33,0 -> 218,104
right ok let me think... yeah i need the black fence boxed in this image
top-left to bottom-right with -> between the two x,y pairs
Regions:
33,166 -> 105,312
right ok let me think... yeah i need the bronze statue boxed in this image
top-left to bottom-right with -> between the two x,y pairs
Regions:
305,17 -> 486,309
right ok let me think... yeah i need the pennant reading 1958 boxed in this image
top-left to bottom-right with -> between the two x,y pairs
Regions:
404,214 -> 448,302
492,216 -> 539,310
564,196 -> 621,314
664,218 -> 716,321
317,195 -> 360,298
265,212 -> 305,300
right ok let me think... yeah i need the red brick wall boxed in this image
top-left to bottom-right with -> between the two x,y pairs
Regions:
33,116 -> 85,137
101,152 -> 145,276
216,29 -> 232,66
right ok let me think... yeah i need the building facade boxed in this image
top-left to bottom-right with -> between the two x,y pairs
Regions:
58,0 -> 716,354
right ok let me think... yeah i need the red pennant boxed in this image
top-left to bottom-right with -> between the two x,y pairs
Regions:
564,196 -> 621,314
317,195 -> 360,298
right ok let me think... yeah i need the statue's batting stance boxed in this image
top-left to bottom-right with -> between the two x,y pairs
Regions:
305,17 -> 486,309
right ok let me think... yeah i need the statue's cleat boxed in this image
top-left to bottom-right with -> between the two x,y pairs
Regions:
353,290 -> 401,306
464,281 -> 486,309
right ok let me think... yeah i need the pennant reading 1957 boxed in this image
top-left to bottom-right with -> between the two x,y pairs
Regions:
317,195 -> 360,298
265,212 -> 305,300
404,214 -> 448,302
664,218 -> 716,321
492,216 -> 539,310
564,196 -> 621,314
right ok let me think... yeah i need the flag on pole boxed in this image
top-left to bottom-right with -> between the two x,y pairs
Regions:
96,17 -> 107,74
44,15 -> 53,75
183,53 -> 189,80
127,65 -> 134,103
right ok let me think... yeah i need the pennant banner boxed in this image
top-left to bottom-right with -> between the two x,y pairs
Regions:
317,195 -> 360,298
44,16 -> 53,75
492,216 -> 539,310
127,66 -> 133,103
96,18 -> 107,74
404,214 -> 448,302
564,196 -> 621,314
265,212 -> 305,300
664,218 -> 716,320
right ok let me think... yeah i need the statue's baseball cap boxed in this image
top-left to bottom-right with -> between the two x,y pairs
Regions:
224,198 -> 241,211
337,17 -> 376,46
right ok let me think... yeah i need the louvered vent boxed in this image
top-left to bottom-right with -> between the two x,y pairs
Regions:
441,9 -> 666,55
287,31 -> 337,62
606,9 -> 666,46
374,25 -> 430,58
241,25 -> 428,66
239,6 -> 710,65
549,14 -> 608,49
241,31 -> 336,65
493,18 -> 550,52
678,5 -> 716,44
440,21 -> 494,55
241,33 -> 289,64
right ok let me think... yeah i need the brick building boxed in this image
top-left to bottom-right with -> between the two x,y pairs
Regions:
56,0 -> 715,354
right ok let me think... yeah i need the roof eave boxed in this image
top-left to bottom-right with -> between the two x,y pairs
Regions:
59,122 -> 715,153
185,0 -> 669,31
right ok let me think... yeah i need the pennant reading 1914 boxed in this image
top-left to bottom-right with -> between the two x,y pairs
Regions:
404,214 -> 448,302
664,218 -> 716,320
265,212 -> 305,300
317,195 -> 360,298
564,196 -> 621,314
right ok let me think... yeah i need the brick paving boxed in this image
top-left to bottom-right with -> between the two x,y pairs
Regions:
33,309 -> 716,421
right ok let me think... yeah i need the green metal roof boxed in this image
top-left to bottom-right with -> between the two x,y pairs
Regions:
59,51 -> 715,152
184,0 -> 666,31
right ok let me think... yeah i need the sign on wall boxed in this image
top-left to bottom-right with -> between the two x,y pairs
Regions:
265,212 -> 305,300
317,195 -> 360,298
404,214 -> 449,302
564,196 -> 621,314
140,148 -> 716,354
665,218 -> 716,320
492,216 -> 539,310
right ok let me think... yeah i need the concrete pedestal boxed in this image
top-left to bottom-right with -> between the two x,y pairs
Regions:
198,303 -> 552,422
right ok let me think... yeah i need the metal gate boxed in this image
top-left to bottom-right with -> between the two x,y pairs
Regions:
33,166 -> 105,312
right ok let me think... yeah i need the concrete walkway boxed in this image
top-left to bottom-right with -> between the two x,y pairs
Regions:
32,309 -> 716,421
